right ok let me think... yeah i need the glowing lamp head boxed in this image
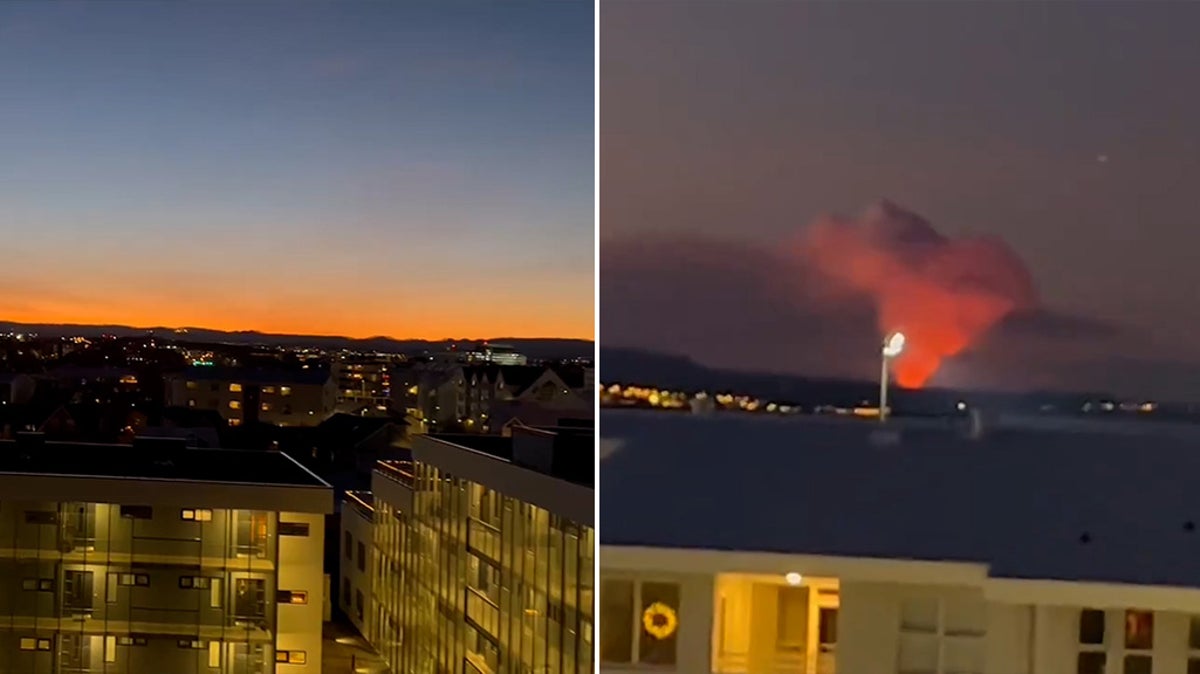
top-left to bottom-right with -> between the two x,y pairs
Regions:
785,572 -> 803,586
882,331 -> 906,358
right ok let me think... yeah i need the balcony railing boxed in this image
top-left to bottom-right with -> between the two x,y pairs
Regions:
377,460 -> 415,488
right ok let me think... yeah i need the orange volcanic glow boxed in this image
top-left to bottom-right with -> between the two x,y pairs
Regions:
800,201 -> 1036,388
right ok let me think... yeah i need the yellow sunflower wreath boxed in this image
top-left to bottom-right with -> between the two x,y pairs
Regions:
642,602 -> 679,640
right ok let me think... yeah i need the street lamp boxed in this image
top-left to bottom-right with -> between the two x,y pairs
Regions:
879,332 -> 905,422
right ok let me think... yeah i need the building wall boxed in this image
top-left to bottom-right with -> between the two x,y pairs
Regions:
0,499 -> 323,673
598,559 -> 1200,674
340,504 -> 374,636
274,511 -> 325,674
362,462 -> 595,674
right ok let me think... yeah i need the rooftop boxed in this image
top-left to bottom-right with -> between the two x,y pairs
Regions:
601,410 -> 1200,588
0,435 -> 328,488
432,428 -> 593,487
177,366 -> 331,386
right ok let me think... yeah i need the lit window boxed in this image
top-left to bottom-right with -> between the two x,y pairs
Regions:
229,418 -> 242,427
181,508 -> 213,522
263,386 -> 275,394
280,386 -> 292,396
600,579 -> 680,666
229,383 -> 242,392
186,381 -> 197,390
277,590 -> 308,605
188,399 -> 196,408
115,573 -> 149,587
261,403 -> 272,412
229,400 -> 241,410
276,650 -> 307,665
1126,610 -> 1153,650
19,638 -> 36,651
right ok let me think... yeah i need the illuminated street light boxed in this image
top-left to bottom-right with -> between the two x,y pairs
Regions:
785,572 -> 803,586
879,331 -> 905,422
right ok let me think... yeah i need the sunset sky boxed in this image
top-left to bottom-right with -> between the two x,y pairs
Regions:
1,2 -> 593,340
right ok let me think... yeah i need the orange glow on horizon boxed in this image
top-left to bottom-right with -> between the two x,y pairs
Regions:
0,296 -> 593,341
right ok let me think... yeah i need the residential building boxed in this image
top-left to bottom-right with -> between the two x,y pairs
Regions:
0,434 -> 333,673
465,343 -> 528,366
333,355 -> 398,414
165,367 -> 336,428
341,426 -> 594,674
0,373 -> 36,405
600,410 -> 1200,674
394,364 -> 590,435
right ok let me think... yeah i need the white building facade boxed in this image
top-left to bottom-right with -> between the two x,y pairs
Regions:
600,412 -> 1200,674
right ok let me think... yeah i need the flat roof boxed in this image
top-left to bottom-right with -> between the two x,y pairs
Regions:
0,438 -> 327,487
601,410 -> 1200,588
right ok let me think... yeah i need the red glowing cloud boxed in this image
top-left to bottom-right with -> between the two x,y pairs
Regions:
798,201 -> 1036,388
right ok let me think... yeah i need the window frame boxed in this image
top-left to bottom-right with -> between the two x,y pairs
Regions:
599,576 -> 681,667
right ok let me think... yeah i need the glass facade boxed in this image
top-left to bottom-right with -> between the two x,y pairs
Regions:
370,463 -> 594,674
0,500 -> 288,673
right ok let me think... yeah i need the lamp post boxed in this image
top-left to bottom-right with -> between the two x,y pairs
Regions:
879,332 -> 906,423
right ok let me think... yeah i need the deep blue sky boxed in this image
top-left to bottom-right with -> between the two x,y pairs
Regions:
1,1 -> 594,338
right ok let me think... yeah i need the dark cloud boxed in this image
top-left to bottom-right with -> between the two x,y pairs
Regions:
599,231 -> 1189,396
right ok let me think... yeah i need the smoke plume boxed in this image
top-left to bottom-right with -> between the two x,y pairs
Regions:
798,201 -> 1036,388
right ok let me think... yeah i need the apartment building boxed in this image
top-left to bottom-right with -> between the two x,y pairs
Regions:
0,433 -> 332,673
341,426 -> 595,674
395,364 -> 591,435
165,367 -> 336,428
332,355 -> 398,414
600,410 -> 1200,674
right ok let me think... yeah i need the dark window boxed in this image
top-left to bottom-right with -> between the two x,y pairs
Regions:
343,577 -> 351,605
277,590 -> 308,605
20,579 -> 36,591
818,607 -> 838,645
344,531 -> 352,560
234,578 -> 267,620
1188,658 -> 1200,674
1126,610 -> 1153,649
279,522 -> 310,537
356,589 -> 364,620
25,510 -> 57,525
1125,655 -> 1152,674
357,541 -> 366,572
639,582 -> 680,666
37,579 -> 54,592
119,505 -> 152,520
179,576 -> 211,589
1080,609 -> 1105,644
599,579 -> 634,664
63,571 -> 94,612
1078,652 -> 1106,674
